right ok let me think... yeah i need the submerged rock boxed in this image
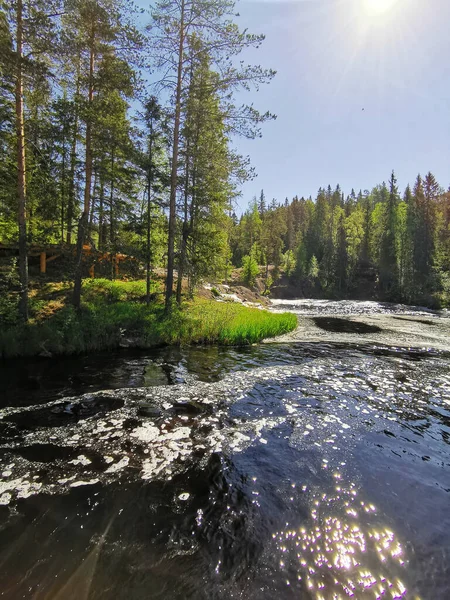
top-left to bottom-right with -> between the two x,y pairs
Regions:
137,402 -> 163,418
313,317 -> 382,334
172,401 -> 204,415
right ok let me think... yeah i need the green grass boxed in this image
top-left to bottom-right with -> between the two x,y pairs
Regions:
177,300 -> 297,345
0,279 -> 297,359
82,278 -> 154,303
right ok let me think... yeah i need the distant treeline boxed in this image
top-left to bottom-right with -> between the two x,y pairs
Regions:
231,174 -> 450,307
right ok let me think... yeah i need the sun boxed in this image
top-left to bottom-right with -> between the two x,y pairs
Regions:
363,0 -> 398,16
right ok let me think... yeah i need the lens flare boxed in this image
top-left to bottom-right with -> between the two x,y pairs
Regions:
363,0 -> 398,16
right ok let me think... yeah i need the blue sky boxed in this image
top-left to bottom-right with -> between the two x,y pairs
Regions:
230,0 -> 450,211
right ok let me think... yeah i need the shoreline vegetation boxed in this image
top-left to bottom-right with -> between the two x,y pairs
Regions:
0,279 -> 297,360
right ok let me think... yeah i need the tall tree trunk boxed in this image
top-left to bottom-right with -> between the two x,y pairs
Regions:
109,147 -> 115,280
176,149 -> 190,305
15,0 -> 28,321
61,126 -> 66,243
73,38 -> 94,309
165,0 -> 185,312
186,167 -> 197,299
67,64 -> 80,245
27,102 -> 41,245
88,166 -> 97,238
146,122 -> 153,305
98,176 -> 105,250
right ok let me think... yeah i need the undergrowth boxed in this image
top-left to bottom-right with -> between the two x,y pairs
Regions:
0,279 -> 297,359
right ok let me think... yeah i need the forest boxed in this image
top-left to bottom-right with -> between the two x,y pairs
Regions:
233,175 -> 450,307
1,0 -> 450,339
0,0 -> 275,322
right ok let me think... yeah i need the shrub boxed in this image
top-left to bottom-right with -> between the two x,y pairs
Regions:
283,250 -> 296,277
242,254 -> 259,286
0,258 -> 20,327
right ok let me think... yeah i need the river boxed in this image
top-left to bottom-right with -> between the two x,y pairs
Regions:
0,300 -> 449,599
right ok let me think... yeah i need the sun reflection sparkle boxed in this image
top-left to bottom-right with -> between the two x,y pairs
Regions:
271,472 -> 412,599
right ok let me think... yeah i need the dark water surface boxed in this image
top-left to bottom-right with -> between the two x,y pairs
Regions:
0,304 -> 450,599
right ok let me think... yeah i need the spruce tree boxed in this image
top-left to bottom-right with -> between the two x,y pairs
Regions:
379,171 -> 399,296
258,189 -> 266,216
334,213 -> 348,293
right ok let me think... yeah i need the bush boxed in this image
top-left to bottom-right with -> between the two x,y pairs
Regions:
283,250 -> 296,277
242,254 -> 259,286
0,258 -> 20,327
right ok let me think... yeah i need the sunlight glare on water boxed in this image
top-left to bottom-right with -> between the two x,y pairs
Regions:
271,469 -> 409,599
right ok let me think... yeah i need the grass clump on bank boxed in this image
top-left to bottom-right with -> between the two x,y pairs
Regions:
185,300 -> 297,345
0,279 -> 297,359
155,300 -> 297,346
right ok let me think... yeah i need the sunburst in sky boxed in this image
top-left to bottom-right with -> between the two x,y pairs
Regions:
363,0 -> 400,17
226,0 -> 448,209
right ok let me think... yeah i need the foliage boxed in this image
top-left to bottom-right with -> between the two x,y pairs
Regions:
231,176 -> 450,306
283,250 -> 296,277
241,245 -> 260,286
0,280 -> 297,358
0,0 -> 276,317
1,0 -> 449,332
0,258 -> 20,327
308,255 -> 319,282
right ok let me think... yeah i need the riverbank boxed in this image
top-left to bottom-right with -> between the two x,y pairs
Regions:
0,279 -> 297,359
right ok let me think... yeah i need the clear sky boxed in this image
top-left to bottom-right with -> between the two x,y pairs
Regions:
231,0 -> 450,211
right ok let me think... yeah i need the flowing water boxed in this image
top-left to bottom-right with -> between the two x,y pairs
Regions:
0,300 -> 449,599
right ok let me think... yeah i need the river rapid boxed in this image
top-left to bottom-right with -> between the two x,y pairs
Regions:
0,300 -> 449,599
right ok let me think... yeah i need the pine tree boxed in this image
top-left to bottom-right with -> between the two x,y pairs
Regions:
379,171 -> 399,296
5,0 -> 62,320
150,0 -> 275,310
14,0 -> 28,319
334,213 -> 348,293
70,0 -> 142,308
